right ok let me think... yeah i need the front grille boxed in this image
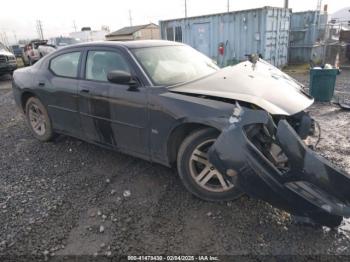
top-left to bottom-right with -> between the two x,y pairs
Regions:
0,55 -> 6,63
7,56 -> 16,62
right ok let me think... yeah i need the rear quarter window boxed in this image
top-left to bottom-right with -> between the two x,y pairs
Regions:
49,52 -> 80,78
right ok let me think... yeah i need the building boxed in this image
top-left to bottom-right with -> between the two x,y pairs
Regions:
331,7 -> 350,29
105,23 -> 160,41
69,27 -> 109,43
160,6 -> 291,68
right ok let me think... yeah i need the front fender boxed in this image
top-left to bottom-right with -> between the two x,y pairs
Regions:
208,107 -> 350,227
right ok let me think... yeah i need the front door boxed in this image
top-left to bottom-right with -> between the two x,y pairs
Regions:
78,48 -> 149,157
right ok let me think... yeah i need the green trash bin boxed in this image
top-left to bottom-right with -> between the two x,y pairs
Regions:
309,68 -> 339,102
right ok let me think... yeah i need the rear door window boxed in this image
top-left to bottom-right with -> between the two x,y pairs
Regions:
50,52 -> 81,78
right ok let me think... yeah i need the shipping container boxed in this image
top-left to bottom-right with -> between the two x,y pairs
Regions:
289,10 -> 328,64
160,6 -> 290,68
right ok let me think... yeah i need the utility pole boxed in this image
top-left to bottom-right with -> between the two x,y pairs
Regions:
13,31 -> 17,44
36,20 -> 44,40
0,32 -> 9,46
129,10 -> 133,26
73,20 -> 77,32
3,32 -> 9,46
316,0 -> 322,11
227,0 -> 230,12
185,0 -> 187,18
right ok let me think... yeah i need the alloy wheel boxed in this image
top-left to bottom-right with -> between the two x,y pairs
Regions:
189,139 -> 234,193
28,103 -> 46,136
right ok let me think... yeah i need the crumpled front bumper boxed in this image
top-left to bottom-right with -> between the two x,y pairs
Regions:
208,107 -> 350,227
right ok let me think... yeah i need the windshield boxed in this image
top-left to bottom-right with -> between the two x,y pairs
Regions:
132,45 -> 219,86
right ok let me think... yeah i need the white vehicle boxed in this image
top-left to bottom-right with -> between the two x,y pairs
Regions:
38,37 -> 80,57
23,40 -> 47,65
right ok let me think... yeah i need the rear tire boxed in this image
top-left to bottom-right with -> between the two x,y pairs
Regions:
25,97 -> 54,142
177,128 -> 243,202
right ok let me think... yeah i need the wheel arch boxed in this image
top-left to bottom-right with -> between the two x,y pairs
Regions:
167,122 -> 220,167
21,91 -> 37,113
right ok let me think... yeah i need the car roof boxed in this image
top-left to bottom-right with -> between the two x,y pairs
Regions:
60,40 -> 183,50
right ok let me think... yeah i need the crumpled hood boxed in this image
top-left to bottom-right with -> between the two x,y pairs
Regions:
170,60 -> 314,116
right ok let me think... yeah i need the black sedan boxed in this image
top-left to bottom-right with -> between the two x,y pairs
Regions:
12,40 -> 350,227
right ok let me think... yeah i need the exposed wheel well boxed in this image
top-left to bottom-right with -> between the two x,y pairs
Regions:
21,92 -> 36,113
167,123 -> 219,166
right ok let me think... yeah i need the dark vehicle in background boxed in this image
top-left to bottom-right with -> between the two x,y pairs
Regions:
12,40 -> 350,227
0,42 -> 17,76
9,44 -> 24,58
38,37 -> 80,57
23,39 -> 47,65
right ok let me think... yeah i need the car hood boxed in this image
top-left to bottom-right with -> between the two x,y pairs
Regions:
0,49 -> 15,57
170,60 -> 314,116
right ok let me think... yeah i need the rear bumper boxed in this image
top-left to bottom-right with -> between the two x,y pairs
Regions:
208,107 -> 350,227
12,81 -> 24,113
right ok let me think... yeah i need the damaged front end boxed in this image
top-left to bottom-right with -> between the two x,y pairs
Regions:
208,105 -> 350,227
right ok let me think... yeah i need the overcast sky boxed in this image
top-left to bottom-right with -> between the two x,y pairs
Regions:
1,0 -> 349,43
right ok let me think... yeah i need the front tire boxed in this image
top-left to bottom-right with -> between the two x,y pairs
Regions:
25,97 -> 54,141
177,128 -> 243,202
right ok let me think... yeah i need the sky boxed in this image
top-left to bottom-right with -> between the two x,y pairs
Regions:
1,0 -> 349,44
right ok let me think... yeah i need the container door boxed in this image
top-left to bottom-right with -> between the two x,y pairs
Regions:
192,23 -> 210,57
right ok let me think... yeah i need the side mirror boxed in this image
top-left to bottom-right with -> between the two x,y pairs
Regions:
107,70 -> 138,90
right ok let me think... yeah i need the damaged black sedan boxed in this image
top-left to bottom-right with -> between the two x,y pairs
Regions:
12,40 -> 350,227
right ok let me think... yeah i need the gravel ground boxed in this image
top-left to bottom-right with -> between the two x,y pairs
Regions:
0,71 -> 350,261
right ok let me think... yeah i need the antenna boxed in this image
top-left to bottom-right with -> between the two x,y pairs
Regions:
129,10 -> 133,26
185,0 -> 187,18
227,0 -> 230,12
73,20 -> 77,32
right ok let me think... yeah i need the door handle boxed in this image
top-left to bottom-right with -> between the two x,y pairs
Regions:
80,89 -> 90,93
38,82 -> 45,87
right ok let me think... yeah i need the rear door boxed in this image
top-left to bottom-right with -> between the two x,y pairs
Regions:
42,50 -> 82,136
78,47 -> 150,157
